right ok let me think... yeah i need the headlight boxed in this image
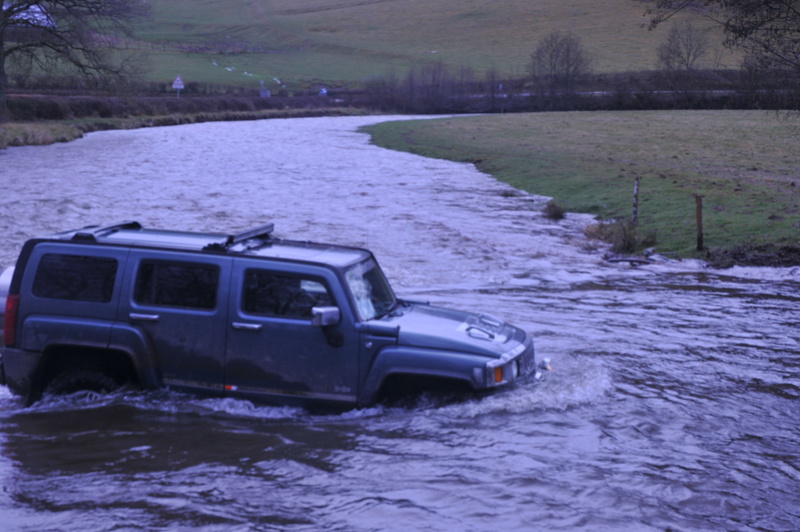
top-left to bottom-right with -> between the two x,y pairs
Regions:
485,343 -> 528,387
486,360 -> 514,386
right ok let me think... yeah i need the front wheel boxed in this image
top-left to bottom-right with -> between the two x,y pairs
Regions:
45,367 -> 120,397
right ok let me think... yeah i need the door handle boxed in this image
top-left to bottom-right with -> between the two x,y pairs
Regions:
232,322 -> 263,331
130,312 -> 160,322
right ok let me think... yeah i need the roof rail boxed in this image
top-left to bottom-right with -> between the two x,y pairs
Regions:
71,221 -> 142,242
227,223 -> 275,246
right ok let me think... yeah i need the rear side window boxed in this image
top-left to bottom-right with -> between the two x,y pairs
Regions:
32,254 -> 118,303
243,270 -> 332,319
135,261 -> 219,310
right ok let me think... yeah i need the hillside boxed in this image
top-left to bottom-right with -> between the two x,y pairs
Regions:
134,0 -> 736,90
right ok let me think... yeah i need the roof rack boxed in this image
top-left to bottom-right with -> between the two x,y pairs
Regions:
226,223 -> 275,246
71,221 -> 142,242
64,220 -> 274,251
201,223 -> 276,251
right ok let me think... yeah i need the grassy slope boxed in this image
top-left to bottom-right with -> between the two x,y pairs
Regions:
365,112 -> 800,257
135,0 -> 736,89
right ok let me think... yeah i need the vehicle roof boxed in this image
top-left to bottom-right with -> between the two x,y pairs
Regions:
42,221 -> 370,268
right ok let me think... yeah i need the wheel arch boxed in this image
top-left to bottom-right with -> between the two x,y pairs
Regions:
28,343 -> 141,404
373,371 -> 476,404
358,346 -> 485,406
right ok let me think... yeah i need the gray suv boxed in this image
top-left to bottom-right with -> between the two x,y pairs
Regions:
1,221 -> 536,409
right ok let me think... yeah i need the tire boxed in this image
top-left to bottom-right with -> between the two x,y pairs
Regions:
46,367 -> 119,397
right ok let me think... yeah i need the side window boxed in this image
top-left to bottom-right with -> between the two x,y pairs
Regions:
32,253 -> 118,303
243,270 -> 332,319
134,261 -> 219,310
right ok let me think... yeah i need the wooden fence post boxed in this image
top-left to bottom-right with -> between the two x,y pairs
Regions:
694,194 -> 704,251
633,176 -> 640,226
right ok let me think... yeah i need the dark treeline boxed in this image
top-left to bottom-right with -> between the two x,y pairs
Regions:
5,79 -> 341,121
4,66 -> 799,122
357,63 -> 800,114
6,93 -> 336,122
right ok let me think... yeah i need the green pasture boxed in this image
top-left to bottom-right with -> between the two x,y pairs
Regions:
136,0 -> 737,89
364,111 -> 799,257
143,49 -> 409,90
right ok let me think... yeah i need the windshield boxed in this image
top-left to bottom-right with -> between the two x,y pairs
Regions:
344,258 -> 396,321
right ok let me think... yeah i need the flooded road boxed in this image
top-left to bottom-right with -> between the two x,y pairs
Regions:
0,116 -> 798,531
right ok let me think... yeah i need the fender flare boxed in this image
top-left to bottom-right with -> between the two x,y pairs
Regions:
108,323 -> 161,388
358,346 -> 486,406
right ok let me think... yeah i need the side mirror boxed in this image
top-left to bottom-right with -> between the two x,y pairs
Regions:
311,306 -> 340,327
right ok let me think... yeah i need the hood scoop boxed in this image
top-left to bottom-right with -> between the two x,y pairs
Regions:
459,314 -> 509,343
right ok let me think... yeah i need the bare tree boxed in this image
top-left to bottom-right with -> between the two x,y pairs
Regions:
657,20 -> 711,71
484,67 -> 503,111
647,0 -> 800,75
529,31 -> 592,99
1,0 -> 149,120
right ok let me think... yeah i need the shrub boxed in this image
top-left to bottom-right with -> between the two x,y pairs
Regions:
543,200 -> 565,220
584,219 -> 657,254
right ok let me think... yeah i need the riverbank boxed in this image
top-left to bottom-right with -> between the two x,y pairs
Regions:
0,107 -> 366,148
365,111 -> 800,267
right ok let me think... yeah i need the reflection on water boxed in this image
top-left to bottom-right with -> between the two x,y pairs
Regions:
1,117 -> 799,531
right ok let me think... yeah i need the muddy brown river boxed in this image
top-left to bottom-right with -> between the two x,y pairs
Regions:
0,116 -> 798,531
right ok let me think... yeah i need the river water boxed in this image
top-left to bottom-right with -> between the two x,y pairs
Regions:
0,116 -> 798,531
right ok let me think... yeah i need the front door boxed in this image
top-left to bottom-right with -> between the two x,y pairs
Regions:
120,250 -> 232,394
225,259 -> 358,407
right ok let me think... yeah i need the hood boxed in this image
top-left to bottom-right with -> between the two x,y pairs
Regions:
381,302 -> 525,358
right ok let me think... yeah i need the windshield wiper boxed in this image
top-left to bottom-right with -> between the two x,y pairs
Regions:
375,300 -> 400,319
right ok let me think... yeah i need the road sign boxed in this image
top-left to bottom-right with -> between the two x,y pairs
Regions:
172,75 -> 184,90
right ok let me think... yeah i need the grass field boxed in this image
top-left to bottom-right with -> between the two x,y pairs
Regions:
135,0 -> 737,90
364,111 -> 799,258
